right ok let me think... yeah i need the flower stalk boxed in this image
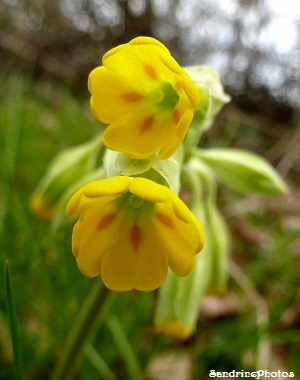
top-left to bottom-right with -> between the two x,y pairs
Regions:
4,260 -> 23,380
50,280 -> 114,380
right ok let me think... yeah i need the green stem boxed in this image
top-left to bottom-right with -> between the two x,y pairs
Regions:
50,280 -> 114,380
4,260 -> 23,380
181,164 -> 203,208
84,344 -> 118,380
107,315 -> 144,380
188,152 -> 217,205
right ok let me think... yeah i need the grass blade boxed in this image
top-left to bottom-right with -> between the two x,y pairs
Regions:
107,315 -> 144,380
84,343 -> 118,380
4,260 -> 23,380
50,281 -> 112,380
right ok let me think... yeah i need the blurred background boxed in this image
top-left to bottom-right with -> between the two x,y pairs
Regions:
0,0 -> 299,379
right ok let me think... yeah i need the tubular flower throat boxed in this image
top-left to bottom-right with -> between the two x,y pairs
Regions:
66,176 -> 205,291
88,37 -> 200,160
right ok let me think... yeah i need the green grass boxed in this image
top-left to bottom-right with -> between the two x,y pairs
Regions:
0,75 -> 299,379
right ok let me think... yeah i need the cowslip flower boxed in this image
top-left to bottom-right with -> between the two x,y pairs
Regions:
66,176 -> 204,291
88,37 -> 200,160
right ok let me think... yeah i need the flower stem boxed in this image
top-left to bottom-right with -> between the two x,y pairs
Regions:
50,280 -> 114,380
4,260 -> 23,380
107,315 -> 144,380
84,343 -> 118,380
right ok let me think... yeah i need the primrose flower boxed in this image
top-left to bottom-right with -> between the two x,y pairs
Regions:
66,176 -> 204,291
88,37 -> 200,160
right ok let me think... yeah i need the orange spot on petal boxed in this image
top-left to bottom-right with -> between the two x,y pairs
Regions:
172,109 -> 181,124
144,64 -> 157,80
156,213 -> 175,228
97,213 -> 116,230
131,224 -> 142,251
140,115 -> 154,134
122,93 -> 144,102
175,81 -> 183,91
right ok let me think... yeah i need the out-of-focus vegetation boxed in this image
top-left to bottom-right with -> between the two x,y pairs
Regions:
1,0 -> 299,108
0,0 -> 300,379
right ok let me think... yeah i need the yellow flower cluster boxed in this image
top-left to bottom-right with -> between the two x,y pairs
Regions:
88,37 -> 199,159
67,37 -> 204,291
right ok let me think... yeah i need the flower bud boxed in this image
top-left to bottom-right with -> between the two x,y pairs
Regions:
184,66 -> 230,132
155,175 -> 228,338
30,134 -> 102,219
202,201 -> 230,295
197,148 -> 287,194
154,159 -> 213,340
154,256 -> 209,340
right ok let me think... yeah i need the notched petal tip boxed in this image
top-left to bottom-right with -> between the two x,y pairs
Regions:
102,126 -> 160,160
77,259 -> 100,278
82,176 -> 131,198
129,177 -> 171,202
182,75 -> 200,107
129,36 -> 170,54
66,190 -> 83,217
102,43 -> 126,63
66,177 -> 132,217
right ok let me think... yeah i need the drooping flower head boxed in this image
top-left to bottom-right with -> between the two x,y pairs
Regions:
88,37 -> 200,160
66,176 -> 204,291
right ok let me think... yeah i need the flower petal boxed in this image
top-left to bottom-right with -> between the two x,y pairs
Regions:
102,113 -> 166,159
102,37 -> 171,77
101,219 -> 168,291
159,108 -> 194,160
66,176 -> 131,217
89,67 -> 145,124
129,177 -> 172,202
128,36 -> 170,52
73,200 -> 121,277
153,198 -> 204,276
102,39 -> 176,86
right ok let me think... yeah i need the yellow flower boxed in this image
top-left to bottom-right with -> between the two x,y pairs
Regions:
66,176 -> 204,291
88,37 -> 200,160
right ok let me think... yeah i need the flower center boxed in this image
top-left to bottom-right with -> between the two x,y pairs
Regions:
118,192 -> 154,223
159,83 -> 180,112
129,194 -> 144,208
149,83 -> 179,114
